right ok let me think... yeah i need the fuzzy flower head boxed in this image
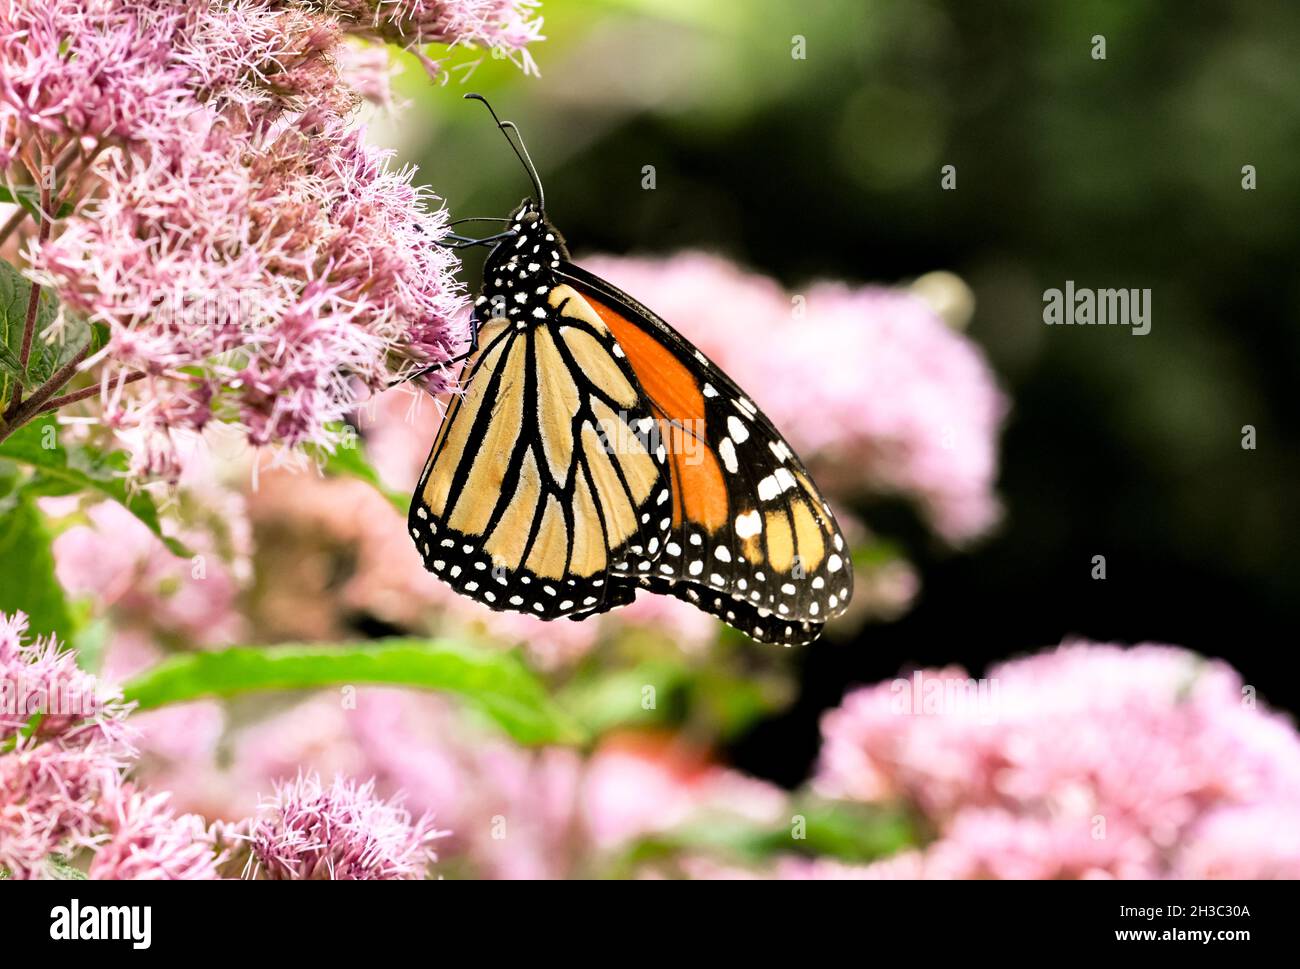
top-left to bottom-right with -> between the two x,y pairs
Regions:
244,773 -> 445,880
815,641 -> 1300,879
0,611 -> 129,747
0,612 -> 134,879
88,786 -> 224,880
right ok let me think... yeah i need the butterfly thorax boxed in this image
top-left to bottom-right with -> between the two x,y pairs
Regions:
476,203 -> 570,329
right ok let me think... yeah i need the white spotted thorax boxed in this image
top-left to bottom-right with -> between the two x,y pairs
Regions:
474,202 -> 569,329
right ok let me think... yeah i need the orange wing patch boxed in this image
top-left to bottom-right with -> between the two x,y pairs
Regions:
585,293 -> 729,533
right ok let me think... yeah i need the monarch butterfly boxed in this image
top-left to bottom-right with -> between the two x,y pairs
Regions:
408,95 -> 852,646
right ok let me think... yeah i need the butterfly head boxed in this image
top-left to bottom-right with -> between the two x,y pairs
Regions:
482,199 -> 570,287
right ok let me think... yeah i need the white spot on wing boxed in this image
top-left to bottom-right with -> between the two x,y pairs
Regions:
718,437 -> 738,474
735,510 -> 762,538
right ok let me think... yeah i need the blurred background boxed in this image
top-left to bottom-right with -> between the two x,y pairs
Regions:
374,0 -> 1300,782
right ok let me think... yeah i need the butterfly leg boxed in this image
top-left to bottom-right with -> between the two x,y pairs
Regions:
390,309 -> 488,388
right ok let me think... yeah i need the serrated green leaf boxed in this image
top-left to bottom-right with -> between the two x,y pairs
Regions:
0,416 -> 189,557
0,259 -> 104,404
123,639 -> 588,746
0,258 -> 106,414
0,491 -> 75,639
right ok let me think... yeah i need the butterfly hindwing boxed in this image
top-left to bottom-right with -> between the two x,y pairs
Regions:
409,285 -> 672,621
557,264 -> 854,646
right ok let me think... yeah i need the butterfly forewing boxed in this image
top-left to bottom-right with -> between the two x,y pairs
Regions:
409,258 -> 672,620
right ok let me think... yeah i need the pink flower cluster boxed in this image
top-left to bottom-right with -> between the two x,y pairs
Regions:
2,612 -> 441,879
813,642 -> 1300,878
241,773 -> 444,880
88,787 -> 224,880
581,253 -> 1009,543
0,610 -> 152,878
1,1 -> 542,478
328,0 -> 543,78
52,497 -> 249,652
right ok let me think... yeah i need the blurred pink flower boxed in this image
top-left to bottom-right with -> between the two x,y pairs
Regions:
1172,803 -> 1300,879
582,739 -> 786,851
330,1 -> 544,79
88,786 -> 223,880
0,611 -> 133,878
814,642 -> 1300,879
337,41 -> 398,108
132,689 -> 787,879
52,497 -> 248,648
581,253 -> 1008,543
242,772 -> 445,880
1,1 -> 542,478
246,462 -> 718,666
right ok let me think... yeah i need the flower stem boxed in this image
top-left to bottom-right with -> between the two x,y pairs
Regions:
37,370 -> 146,415
6,146 -> 53,414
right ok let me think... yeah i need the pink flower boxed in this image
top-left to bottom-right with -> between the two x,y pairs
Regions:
814,642 -> 1300,879
581,739 -> 786,851
329,1 -> 544,79
581,253 -> 1008,543
89,787 -> 224,880
1172,804 -> 1300,879
0,612 -> 133,878
1,611 -> 128,741
52,497 -> 248,648
242,772 -> 445,880
2,1 -> 543,479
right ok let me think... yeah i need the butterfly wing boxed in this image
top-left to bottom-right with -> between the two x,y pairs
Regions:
409,302 -> 672,621
557,263 -> 854,646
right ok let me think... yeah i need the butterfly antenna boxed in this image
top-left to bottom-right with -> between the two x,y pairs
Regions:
464,93 -> 546,215
448,216 -> 511,227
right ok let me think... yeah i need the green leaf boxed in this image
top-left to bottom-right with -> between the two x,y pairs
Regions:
0,416 -> 189,557
558,660 -> 689,735
616,798 -> 918,874
0,185 -> 73,220
779,799 -> 919,862
123,639 -> 588,746
0,259 -> 106,404
307,425 -> 408,514
558,657 -> 788,740
0,491 -> 74,639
